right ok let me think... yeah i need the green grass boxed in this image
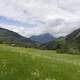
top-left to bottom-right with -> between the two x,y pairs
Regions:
0,44 -> 80,80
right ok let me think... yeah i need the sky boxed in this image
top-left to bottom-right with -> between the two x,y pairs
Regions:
0,0 -> 80,37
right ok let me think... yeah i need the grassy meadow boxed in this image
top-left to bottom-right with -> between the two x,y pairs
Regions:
0,44 -> 80,80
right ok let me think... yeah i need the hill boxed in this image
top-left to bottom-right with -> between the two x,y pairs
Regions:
0,27 -> 35,47
41,28 -> 80,54
65,28 -> 80,53
40,37 -> 65,50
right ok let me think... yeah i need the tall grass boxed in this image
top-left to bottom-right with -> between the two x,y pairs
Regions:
0,44 -> 80,80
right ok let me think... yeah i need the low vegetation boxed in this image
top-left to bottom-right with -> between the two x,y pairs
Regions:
0,44 -> 80,80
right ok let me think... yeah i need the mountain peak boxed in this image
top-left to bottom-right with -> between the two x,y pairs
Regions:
30,33 -> 56,43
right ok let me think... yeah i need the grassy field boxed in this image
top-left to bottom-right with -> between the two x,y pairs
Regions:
0,44 -> 80,80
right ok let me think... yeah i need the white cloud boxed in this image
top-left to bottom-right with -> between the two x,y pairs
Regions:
0,20 -> 80,38
0,0 -> 80,37
0,0 -> 80,20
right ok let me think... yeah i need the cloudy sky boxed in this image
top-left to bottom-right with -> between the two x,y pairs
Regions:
0,0 -> 80,37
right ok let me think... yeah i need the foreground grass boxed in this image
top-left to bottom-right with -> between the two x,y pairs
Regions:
0,44 -> 80,80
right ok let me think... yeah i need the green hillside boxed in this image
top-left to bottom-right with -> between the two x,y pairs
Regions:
41,28 -> 80,54
65,28 -> 80,53
0,28 -> 35,47
40,37 -> 65,50
0,44 -> 80,80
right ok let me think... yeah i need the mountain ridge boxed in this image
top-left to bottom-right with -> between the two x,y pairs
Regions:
30,33 -> 56,44
0,27 -> 36,47
40,28 -> 80,54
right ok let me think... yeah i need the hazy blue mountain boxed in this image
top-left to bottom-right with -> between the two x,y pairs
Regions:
30,33 -> 56,44
40,37 -> 65,50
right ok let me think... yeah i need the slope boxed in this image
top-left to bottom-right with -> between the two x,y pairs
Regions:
0,27 -> 35,47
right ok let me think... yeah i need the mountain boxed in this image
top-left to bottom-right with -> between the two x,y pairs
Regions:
0,27 -> 36,47
64,28 -> 80,53
0,27 -> 80,54
30,33 -> 56,44
42,28 -> 80,54
40,37 -> 65,50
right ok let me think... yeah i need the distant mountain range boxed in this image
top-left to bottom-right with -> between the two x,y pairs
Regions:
0,27 -> 35,47
41,28 -> 80,54
0,27 -> 80,54
30,33 -> 56,43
